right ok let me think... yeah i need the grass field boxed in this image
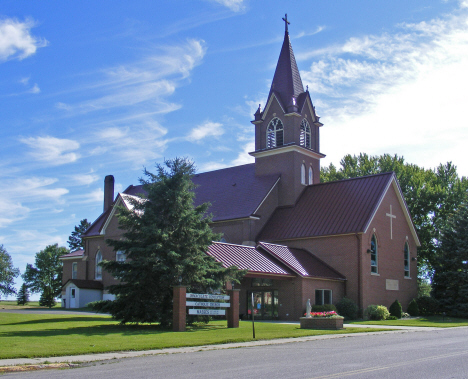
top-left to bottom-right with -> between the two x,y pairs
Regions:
0,301 -> 61,310
349,316 -> 468,328
0,312 -> 390,359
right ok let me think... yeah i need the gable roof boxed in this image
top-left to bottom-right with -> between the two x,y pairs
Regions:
83,164 -> 280,237
258,242 -> 346,280
258,172 -> 418,241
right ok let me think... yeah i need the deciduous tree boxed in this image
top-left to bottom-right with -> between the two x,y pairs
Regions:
0,245 -> 19,298
99,158 -> 243,326
23,244 -> 67,308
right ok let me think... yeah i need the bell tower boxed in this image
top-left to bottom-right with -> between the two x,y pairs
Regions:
250,15 -> 325,206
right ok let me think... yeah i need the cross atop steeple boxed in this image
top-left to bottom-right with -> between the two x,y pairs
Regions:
282,14 -> 290,33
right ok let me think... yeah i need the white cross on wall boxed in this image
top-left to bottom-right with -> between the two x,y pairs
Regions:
386,205 -> 396,239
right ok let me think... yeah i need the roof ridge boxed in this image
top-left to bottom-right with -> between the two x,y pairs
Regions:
314,171 -> 395,187
211,241 -> 256,249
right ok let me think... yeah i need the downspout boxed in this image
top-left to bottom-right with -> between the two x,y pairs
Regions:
355,234 -> 362,315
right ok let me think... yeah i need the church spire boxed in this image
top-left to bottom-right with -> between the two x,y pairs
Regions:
268,14 -> 305,112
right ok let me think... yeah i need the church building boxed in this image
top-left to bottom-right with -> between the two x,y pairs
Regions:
60,17 -> 419,320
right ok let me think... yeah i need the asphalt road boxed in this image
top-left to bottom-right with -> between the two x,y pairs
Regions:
5,327 -> 468,379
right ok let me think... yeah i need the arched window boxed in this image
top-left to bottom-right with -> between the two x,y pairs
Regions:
95,250 -> 102,280
300,119 -> 311,148
309,166 -> 313,185
371,235 -> 378,274
404,242 -> 410,277
301,164 -> 306,185
267,118 -> 284,148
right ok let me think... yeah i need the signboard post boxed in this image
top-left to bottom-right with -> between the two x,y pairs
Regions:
251,292 -> 256,339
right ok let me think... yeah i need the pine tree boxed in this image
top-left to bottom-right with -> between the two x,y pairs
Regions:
39,287 -> 56,308
432,201 -> 468,317
16,283 -> 29,305
100,158 -> 243,326
68,219 -> 91,251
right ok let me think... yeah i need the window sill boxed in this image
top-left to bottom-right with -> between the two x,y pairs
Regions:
404,276 -> 412,280
371,273 -> 380,276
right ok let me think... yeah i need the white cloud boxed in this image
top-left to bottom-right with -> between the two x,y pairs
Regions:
71,173 -> 99,186
0,200 -> 29,228
210,0 -> 246,12
20,136 -> 80,165
198,161 -> 229,172
231,141 -> 255,166
188,121 -> 224,141
299,6 -> 468,175
27,83 -> 40,94
0,18 -> 48,62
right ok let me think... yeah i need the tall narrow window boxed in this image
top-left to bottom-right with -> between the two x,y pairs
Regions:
300,119 -> 311,148
371,234 -> 378,274
404,242 -> 410,277
267,118 -> 284,148
301,164 -> 306,185
95,250 -> 102,280
309,167 -> 313,185
72,262 -> 77,279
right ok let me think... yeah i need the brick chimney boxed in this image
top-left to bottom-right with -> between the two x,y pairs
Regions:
103,175 -> 115,212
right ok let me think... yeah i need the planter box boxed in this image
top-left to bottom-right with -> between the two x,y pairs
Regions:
300,317 -> 344,330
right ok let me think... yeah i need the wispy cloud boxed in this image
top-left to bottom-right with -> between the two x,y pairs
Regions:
20,136 -> 80,165
298,5 -> 468,174
187,121 -> 224,142
0,18 -> 48,62
210,0 -> 246,12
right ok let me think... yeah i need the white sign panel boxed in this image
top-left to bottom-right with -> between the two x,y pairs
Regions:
186,301 -> 230,308
189,309 -> 226,316
186,293 -> 230,300
386,279 -> 399,291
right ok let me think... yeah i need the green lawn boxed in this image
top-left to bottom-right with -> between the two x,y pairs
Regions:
0,312 -> 390,359
349,316 -> 468,328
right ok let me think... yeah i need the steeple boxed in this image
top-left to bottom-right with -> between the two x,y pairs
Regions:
267,14 -> 305,112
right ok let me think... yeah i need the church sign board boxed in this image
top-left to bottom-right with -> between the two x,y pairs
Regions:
186,292 -> 230,316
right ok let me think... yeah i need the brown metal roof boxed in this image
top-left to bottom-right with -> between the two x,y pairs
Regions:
207,242 -> 293,276
258,172 -> 394,241
59,249 -> 84,259
84,164 -> 280,237
267,29 -> 304,110
258,242 -> 346,280
62,279 -> 103,290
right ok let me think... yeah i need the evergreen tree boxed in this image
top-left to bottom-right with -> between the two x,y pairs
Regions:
0,245 -> 19,299
100,158 -> 243,326
432,201 -> 468,317
39,287 -> 56,308
23,244 -> 66,308
67,219 -> 91,251
16,283 -> 29,305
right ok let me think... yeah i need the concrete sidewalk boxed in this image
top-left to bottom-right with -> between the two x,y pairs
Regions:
0,324 -> 441,369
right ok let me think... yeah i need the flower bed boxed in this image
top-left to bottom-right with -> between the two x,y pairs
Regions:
300,311 -> 344,330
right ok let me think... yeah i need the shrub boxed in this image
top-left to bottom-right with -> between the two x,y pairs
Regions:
365,305 -> 390,320
336,297 -> 359,320
312,304 -> 337,312
401,312 -> 410,318
387,315 -> 398,320
417,296 -> 439,315
389,299 -> 402,319
88,300 -> 114,313
407,299 -> 419,316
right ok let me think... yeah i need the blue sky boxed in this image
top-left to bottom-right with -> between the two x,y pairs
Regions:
1,0 -> 468,297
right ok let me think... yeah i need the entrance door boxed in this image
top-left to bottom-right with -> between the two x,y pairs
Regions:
70,288 -> 76,308
247,290 -> 278,319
